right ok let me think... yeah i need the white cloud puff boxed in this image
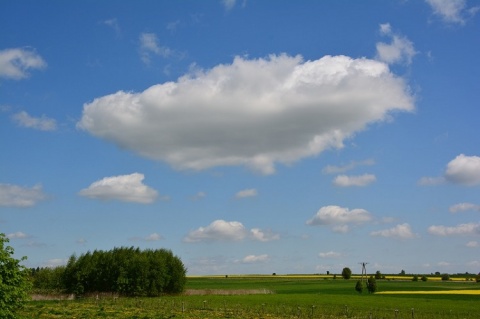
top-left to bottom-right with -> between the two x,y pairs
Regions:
0,183 -> 47,207
444,154 -> 480,186
428,222 -> 480,236
449,202 -> 480,213
184,220 -> 248,242
12,111 -> 57,131
79,173 -> 158,204
425,0 -> 479,24
306,205 -> 372,230
0,48 -> 46,80
376,23 -> 416,65
242,254 -> 269,263
333,174 -> 376,187
235,188 -> 258,199
370,223 -> 417,239
78,54 -> 414,175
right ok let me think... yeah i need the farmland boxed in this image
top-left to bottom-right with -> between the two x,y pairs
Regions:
20,275 -> 480,318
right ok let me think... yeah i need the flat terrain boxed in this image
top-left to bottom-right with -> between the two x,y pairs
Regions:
20,275 -> 480,318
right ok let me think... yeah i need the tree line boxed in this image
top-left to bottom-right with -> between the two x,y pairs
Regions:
31,246 -> 187,296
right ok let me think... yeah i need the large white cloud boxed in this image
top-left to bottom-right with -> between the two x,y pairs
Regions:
0,48 -> 46,80
306,205 -> 373,232
370,223 -> 417,239
78,173 -> 158,204
78,54 -> 414,174
428,222 -> 480,236
0,183 -> 47,207
444,154 -> 480,186
333,174 -> 376,187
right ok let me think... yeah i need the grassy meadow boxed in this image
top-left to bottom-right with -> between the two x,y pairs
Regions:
20,275 -> 480,318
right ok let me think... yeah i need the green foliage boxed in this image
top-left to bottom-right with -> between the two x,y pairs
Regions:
441,273 -> 450,281
476,274 -> 480,283
375,270 -> 382,280
355,280 -> 363,293
367,276 -> 377,293
30,266 -> 66,292
0,233 -> 32,319
421,275 -> 428,281
341,267 -> 352,280
412,275 -> 418,281
63,247 -> 186,296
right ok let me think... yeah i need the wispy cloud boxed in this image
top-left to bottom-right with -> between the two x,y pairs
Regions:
139,32 -> 173,64
376,23 -> 416,65
428,222 -> 480,236
241,254 -> 269,263
12,111 -> 57,131
235,188 -> 258,199
370,223 -> 418,239
318,251 -> 342,258
333,174 -> 376,187
449,202 -> 480,213
79,173 -> 159,204
0,183 -> 47,207
6,231 -> 30,239
0,48 -> 46,80
250,228 -> 280,242
104,18 -> 121,37
322,159 -> 375,174
425,0 -> 479,25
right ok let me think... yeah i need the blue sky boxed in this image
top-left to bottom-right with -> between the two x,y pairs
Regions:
1,0 -> 480,276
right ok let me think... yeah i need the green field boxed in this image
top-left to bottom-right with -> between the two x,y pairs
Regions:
19,275 -> 480,318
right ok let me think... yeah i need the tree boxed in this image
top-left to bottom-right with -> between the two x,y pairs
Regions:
355,280 -> 363,293
375,270 -> 382,280
441,273 -> 450,281
341,267 -> 352,280
0,233 -> 32,319
367,276 -> 377,293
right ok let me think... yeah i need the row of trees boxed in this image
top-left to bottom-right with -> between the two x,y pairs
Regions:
31,247 -> 187,296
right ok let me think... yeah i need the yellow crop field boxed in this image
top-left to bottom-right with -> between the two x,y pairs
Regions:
377,289 -> 480,295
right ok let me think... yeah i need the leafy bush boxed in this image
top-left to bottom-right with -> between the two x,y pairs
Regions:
421,275 -> 428,281
341,267 -> 352,280
367,276 -> 377,293
412,275 -> 418,281
0,233 -> 32,319
441,273 -> 450,281
355,280 -> 363,293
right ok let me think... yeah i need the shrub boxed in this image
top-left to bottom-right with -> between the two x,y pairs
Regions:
441,273 -> 450,281
375,271 -> 382,280
412,275 -> 418,281
355,280 -> 363,293
341,267 -> 352,280
0,233 -> 32,319
367,276 -> 377,293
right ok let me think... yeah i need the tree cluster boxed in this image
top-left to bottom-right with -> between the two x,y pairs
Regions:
62,247 -> 186,296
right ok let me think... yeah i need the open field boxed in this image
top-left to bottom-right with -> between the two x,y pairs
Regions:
19,275 -> 480,318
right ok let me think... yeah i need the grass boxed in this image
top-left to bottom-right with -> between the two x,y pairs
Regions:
19,275 -> 480,318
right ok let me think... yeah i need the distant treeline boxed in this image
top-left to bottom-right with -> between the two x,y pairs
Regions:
31,247 -> 186,296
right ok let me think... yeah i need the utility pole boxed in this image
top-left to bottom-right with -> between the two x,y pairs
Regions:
359,262 -> 368,283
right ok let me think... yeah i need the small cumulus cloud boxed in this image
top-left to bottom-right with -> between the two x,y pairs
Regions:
78,54 -> 414,175
306,205 -> 372,232
449,202 -> 480,213
184,220 -> 278,243
12,111 -> 57,131
0,183 -> 47,207
79,173 -> 159,204
0,47 -> 46,80
235,188 -> 258,199
370,223 -> 418,239
425,0 -> 479,24
419,154 -> 480,186
376,23 -> 416,65
241,254 -> 269,263
428,222 -> 480,236
250,228 -> 280,242
333,174 -> 376,187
